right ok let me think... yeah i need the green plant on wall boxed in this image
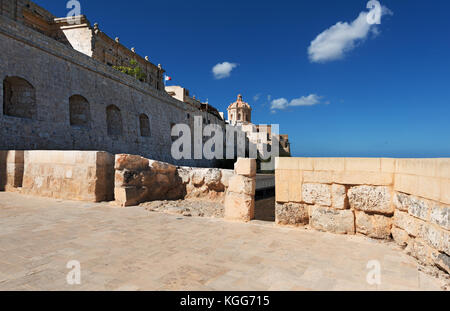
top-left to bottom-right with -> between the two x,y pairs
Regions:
113,59 -> 147,82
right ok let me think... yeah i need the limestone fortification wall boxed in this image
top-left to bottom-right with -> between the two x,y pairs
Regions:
275,157 -> 450,274
0,14 -> 219,168
3,150 -> 115,202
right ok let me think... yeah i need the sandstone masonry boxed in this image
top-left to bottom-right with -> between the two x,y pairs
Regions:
275,157 -> 450,274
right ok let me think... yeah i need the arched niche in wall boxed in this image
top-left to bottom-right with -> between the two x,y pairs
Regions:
69,95 -> 91,128
106,104 -> 123,137
139,113 -> 150,137
3,76 -> 36,119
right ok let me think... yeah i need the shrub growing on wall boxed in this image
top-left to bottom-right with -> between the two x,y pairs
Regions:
113,59 -> 147,82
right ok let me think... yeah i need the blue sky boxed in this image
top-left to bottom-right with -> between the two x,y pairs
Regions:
36,0 -> 450,157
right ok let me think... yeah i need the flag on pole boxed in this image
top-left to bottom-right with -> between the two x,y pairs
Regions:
165,75 -> 172,82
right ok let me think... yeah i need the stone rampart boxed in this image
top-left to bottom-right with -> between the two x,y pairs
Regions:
0,15 -> 220,168
20,151 -> 115,202
275,157 -> 450,274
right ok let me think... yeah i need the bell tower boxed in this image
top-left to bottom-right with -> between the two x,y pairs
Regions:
227,94 -> 252,125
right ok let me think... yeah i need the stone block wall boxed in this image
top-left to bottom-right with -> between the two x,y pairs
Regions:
275,157 -> 450,274
0,14 -> 220,168
21,151 -> 114,202
224,158 -> 257,222
0,150 -> 24,191
114,154 -> 235,207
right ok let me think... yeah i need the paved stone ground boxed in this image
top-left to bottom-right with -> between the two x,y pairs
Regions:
0,192 -> 445,291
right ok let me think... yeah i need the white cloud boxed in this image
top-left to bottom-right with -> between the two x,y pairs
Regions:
253,94 -> 261,102
271,98 -> 289,110
308,1 -> 392,63
212,62 -> 238,79
270,94 -> 327,111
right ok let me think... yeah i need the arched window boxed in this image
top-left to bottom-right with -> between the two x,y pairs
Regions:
238,113 -> 242,120
106,105 -> 123,136
69,95 -> 90,127
139,114 -> 150,137
3,76 -> 36,119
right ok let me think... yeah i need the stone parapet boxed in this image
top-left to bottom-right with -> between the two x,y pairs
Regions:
19,151 -> 114,202
275,157 -> 450,274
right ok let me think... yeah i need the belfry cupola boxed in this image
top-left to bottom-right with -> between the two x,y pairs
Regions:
227,94 -> 252,125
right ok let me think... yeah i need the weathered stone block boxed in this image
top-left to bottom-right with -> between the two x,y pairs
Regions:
437,159 -> 450,179
192,170 -> 206,186
23,151 -> 114,202
275,157 -> 299,170
288,170 -> 302,203
303,170 -> 334,184
394,210 -> 425,237
309,206 -> 355,235
275,169 -> 289,203
417,176 -> 441,202
0,151 -> 6,191
228,175 -> 255,196
407,196 -> 430,222
391,226 -> 410,247
420,224 -> 449,255
302,183 -> 331,206
298,158 -> 314,170
336,171 -> 393,186
430,204 -> 450,230
275,203 -> 309,226
441,178 -> 450,205
204,169 -> 222,187
393,192 -> 411,212
177,167 -> 192,184
431,252 -> 450,274
381,158 -> 396,173
114,186 -> 143,207
220,170 -> 234,188
234,158 -> 256,177
345,158 -> 381,172
348,186 -> 393,215
331,184 -> 348,210
394,174 -> 419,197
149,160 -> 177,174
224,192 -> 255,222
396,159 -> 438,177
405,238 -> 437,266
313,158 -> 345,171
96,151 -> 114,167
355,211 -> 392,240
115,154 -> 149,171
0,151 -> 24,189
